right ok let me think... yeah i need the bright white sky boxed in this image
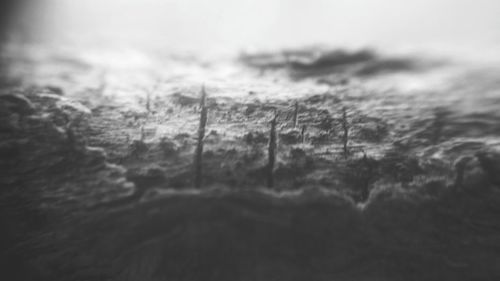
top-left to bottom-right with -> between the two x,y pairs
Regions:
29,0 -> 500,56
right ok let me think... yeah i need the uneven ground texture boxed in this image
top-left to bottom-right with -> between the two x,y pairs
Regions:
1,45 -> 500,281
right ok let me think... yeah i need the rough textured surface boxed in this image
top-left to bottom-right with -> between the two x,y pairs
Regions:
2,45 -> 500,280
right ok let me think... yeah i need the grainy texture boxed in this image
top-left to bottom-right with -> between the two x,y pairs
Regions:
1,45 -> 500,281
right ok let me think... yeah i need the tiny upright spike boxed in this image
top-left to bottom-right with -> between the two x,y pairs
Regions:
267,111 -> 278,188
293,100 -> 299,128
301,124 -> 307,144
194,85 -> 208,188
341,107 -> 349,159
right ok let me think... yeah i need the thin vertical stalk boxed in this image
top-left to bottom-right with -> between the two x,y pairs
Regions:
301,124 -> 307,144
194,86 -> 207,188
341,107 -> 349,159
146,91 -> 151,113
267,111 -> 278,188
293,100 -> 299,128
432,107 -> 448,145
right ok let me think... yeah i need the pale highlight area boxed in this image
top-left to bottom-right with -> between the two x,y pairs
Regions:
26,0 -> 500,58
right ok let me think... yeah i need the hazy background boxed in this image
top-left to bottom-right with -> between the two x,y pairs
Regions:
12,0 -> 500,58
